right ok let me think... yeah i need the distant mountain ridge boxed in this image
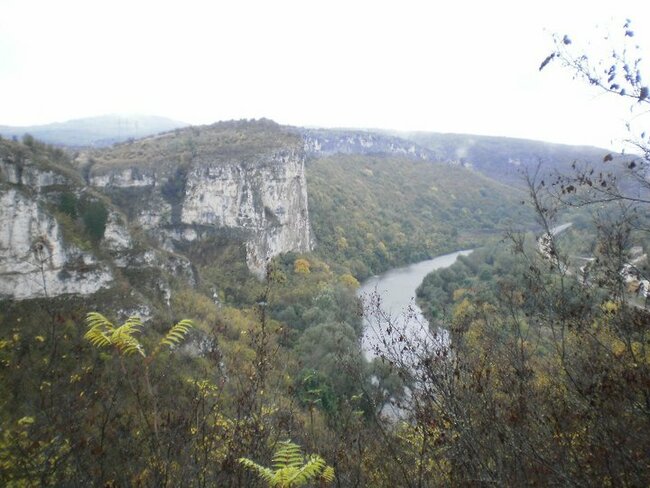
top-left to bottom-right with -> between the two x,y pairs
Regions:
299,128 -> 439,162
393,131 -> 613,187
0,114 -> 621,190
0,115 -> 188,147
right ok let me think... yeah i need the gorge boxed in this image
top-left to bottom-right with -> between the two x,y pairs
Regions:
1,116 -> 645,487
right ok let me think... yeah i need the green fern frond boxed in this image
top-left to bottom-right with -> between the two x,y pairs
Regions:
321,465 -> 335,483
287,456 -> 326,486
84,313 -> 115,348
123,316 -> 144,330
238,457 -> 275,484
159,319 -> 194,348
84,328 -> 112,348
85,312 -> 115,331
119,336 -> 145,356
110,318 -> 142,338
272,440 -> 304,470
240,440 -> 334,487
84,313 -> 144,356
110,319 -> 145,356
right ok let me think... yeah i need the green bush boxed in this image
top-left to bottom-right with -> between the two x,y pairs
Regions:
80,199 -> 108,243
58,192 -> 78,219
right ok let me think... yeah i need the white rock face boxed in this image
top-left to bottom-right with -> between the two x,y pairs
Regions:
103,212 -> 133,251
138,201 -> 172,229
95,148 -> 312,278
180,151 -> 311,276
0,188 -> 113,299
0,160 -> 68,187
301,129 -> 436,161
91,168 -> 155,187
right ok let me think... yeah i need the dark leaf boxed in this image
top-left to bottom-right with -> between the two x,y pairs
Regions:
639,86 -> 649,101
562,35 -> 572,45
539,53 -> 556,71
603,153 -> 613,162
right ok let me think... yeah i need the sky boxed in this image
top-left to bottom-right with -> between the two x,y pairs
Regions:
0,0 -> 648,149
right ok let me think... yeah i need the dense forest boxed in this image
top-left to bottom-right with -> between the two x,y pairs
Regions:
307,153 -> 529,279
1,25 -> 649,488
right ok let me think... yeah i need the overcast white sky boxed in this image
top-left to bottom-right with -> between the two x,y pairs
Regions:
0,0 -> 648,149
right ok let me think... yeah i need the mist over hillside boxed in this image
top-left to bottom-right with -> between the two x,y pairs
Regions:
391,130 -> 614,187
0,114 -> 188,147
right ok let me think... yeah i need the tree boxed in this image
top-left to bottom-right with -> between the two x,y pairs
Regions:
84,313 -> 194,484
540,20 -> 650,208
293,258 -> 311,274
80,199 -> 109,243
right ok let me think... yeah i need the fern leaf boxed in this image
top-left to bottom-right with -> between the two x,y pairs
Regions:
84,328 -> 112,348
240,441 -> 334,487
85,312 -> 115,331
123,316 -> 144,330
121,337 -> 145,356
84,312 -> 115,349
288,456 -> 326,486
159,319 -> 194,348
321,465 -> 335,483
110,318 -> 145,356
272,440 -> 304,470
238,458 -> 274,484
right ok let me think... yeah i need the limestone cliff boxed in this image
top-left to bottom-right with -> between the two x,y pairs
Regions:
179,151 -> 310,275
301,128 -> 438,161
0,144 -> 113,299
87,120 -> 311,277
0,138 -> 195,306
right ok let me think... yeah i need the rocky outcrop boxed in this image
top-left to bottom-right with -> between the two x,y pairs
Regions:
179,150 -> 310,275
91,168 -> 156,188
301,128 -> 438,161
89,122 -> 312,277
0,159 -> 69,187
1,121 -> 312,302
103,211 -> 133,251
0,187 -> 113,299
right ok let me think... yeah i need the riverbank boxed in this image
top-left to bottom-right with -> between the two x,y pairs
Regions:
358,249 -> 473,361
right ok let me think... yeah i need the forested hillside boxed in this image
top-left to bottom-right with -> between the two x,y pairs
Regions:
399,130 -> 613,187
307,153 -> 530,278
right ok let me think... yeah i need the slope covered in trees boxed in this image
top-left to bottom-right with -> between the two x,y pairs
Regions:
307,153 -> 531,279
398,130 -> 614,188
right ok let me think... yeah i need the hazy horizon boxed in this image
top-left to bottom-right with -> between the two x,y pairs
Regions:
0,112 -> 628,151
1,0 -> 648,150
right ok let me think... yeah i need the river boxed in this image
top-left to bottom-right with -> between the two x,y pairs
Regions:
358,249 -> 473,361
359,224 -> 570,363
